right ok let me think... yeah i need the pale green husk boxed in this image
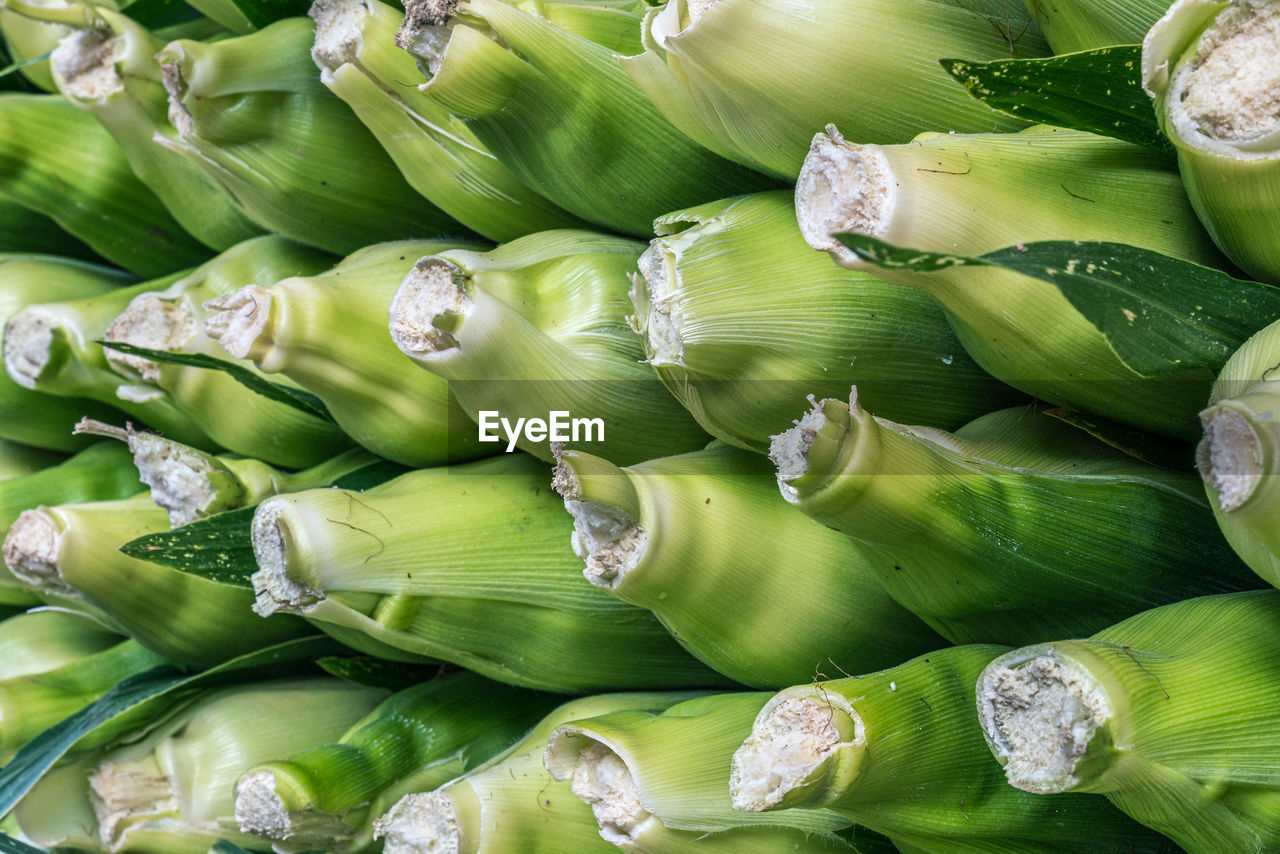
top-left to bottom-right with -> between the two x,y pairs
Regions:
1024,0 -> 1174,52
0,439 -> 62,481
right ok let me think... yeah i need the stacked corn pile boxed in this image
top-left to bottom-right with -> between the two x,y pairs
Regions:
1,0 -> 1279,851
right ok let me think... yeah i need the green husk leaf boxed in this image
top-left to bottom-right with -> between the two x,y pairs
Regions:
1043,407 -> 1196,471
0,49 -> 49,79
837,235 -> 1280,378
118,0 -> 203,28
0,833 -> 43,854
0,636 -> 337,817
203,0 -> 310,29
314,656 -> 442,690
940,47 -> 1173,153
97,341 -> 334,423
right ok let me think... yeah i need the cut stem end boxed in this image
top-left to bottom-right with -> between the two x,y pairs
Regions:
374,792 -> 461,854
795,127 -> 895,266
250,500 -> 323,617
389,257 -> 472,359
1198,404 -> 1265,511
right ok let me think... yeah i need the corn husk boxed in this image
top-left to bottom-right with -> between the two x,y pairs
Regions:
978,590 -> 1280,853
249,454 -> 730,692
771,391 -> 1259,645
0,439 -> 62,481
235,671 -> 560,854
731,645 -> 1178,853
389,230 -> 709,464
1026,0 -> 1174,52
554,442 -> 944,688
633,192 -> 1022,451
621,0 -> 1047,179
155,17 -> 470,254
374,692 -> 698,854
1143,0 -> 1280,284
396,0 -> 780,237
1197,317 -> 1280,588
0,197 -> 98,259
204,239 -> 489,467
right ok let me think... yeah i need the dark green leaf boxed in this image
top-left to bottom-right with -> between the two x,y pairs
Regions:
1043,407 -> 1197,471
940,47 -> 1173,154
97,341 -> 334,423
210,841 -> 272,854
0,637 -> 337,817
332,460 -> 413,491
120,506 -> 257,586
317,656 -> 442,690
0,833 -> 45,854
220,0 -> 312,28
118,0 -> 203,28
836,234 -> 1280,378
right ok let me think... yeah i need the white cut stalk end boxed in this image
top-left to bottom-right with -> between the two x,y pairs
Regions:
159,56 -> 195,139
769,396 -> 827,485
634,244 -> 685,366
104,294 -> 197,383
388,257 -> 472,359
795,127 -> 896,265
1198,405 -> 1265,511
396,0 -> 459,73
52,28 -> 124,101
374,792 -> 461,854
310,0 -> 370,75
3,509 -> 69,593
730,696 -> 862,812
250,500 -> 323,617
203,286 -> 273,360
978,651 -> 1111,795
234,770 -> 293,840
1174,2 -> 1280,144
565,740 -> 659,847
129,433 -> 220,528
553,455 -> 648,590
89,760 -> 179,848
3,309 -> 58,390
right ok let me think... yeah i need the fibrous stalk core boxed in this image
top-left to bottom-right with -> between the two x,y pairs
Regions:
234,770 -> 292,840
374,792 -> 462,854
388,257 -> 472,358
52,27 -> 124,100
310,0 -> 368,73
89,760 -> 179,848
104,294 -> 197,383
203,286 -> 273,360
1198,405 -> 1265,511
2,509 -> 67,592
566,741 -> 659,846
1174,2 -> 1280,143
250,500 -> 323,617
795,127 -> 896,265
3,308 -> 58,389
633,245 -> 684,366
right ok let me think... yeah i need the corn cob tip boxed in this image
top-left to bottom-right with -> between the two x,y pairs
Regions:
233,770 -> 293,840
729,694 -> 863,813
795,127 -> 895,266
3,308 -> 57,390
89,760 -> 179,848
552,451 -> 648,590
388,257 -> 471,359
52,27 -> 124,101
374,792 -> 461,854
310,0 -> 366,74
105,295 -> 197,384
250,499 -> 324,617
977,648 -> 1112,795
203,287 -> 272,361
545,729 -> 657,847
1198,404 -> 1264,511
632,245 -> 685,366
2,509 -> 66,592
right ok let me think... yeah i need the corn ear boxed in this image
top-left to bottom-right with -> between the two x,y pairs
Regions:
730,645 -> 1176,853
1026,0 -> 1175,52
204,240 -> 489,467
3,494 -> 309,666
0,94 -> 211,276
771,391 -> 1258,645
374,692 -> 698,854
632,192 -> 1023,450
978,590 -> 1280,853
554,442 -> 944,688
546,692 -> 857,853
249,454 -> 729,692
234,671 -> 560,853
155,17 -> 470,254
1197,317 -> 1280,588
101,235 -> 355,469
621,0 -> 1046,179
309,0 -> 585,241
389,230 -> 709,464
0,254 -> 133,451
397,0 -> 780,237
798,125 -> 1228,439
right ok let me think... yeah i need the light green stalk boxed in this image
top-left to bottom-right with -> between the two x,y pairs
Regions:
621,0 -> 1046,180
204,240 -> 488,467
1197,317 -> 1280,588
978,590 -> 1280,853
16,677 -> 388,854
0,439 -> 62,480
100,235 -> 354,469
0,94 -> 211,276
155,17 -> 472,255
389,230 -> 709,464
797,125 -> 1228,439
249,454 -> 729,692
235,671 -> 561,853
730,645 -> 1177,853
374,692 -> 698,854
554,443 -> 944,688
3,494 -> 309,666
76,420 -> 376,527
309,0 -> 585,241
4,273 -> 221,449
0,609 -> 168,762
547,692 -> 857,853
397,0 -> 780,237
0,253 -> 137,451
771,392 -> 1259,645
632,192 -> 1023,450
1025,0 -> 1174,52
0,441 -> 141,604
6,0 -> 266,250
1144,0 -> 1280,284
